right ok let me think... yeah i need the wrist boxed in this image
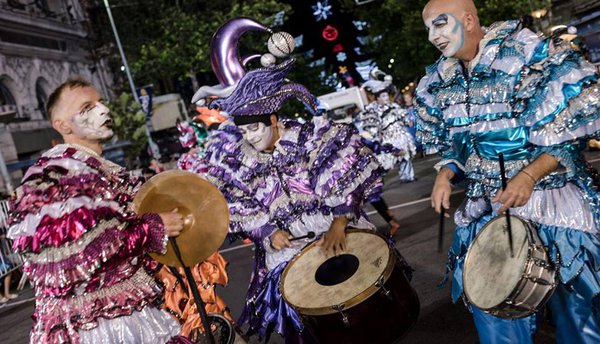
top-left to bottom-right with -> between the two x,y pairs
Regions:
437,167 -> 455,181
519,169 -> 537,184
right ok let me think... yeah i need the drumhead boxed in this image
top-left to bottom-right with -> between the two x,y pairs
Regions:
463,215 -> 529,309
281,230 -> 391,315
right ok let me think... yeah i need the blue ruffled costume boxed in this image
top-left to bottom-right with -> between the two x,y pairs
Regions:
416,21 -> 600,343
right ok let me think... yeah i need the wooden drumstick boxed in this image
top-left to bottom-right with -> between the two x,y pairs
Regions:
499,153 -> 514,258
290,231 -> 316,241
438,207 -> 445,253
169,238 -> 216,344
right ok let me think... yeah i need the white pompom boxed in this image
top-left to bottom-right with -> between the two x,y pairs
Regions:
268,32 -> 295,58
383,75 -> 393,82
567,26 -> 577,35
260,53 -> 276,67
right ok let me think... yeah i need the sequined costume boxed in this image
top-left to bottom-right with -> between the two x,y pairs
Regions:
156,253 -> 233,339
416,20 -> 600,343
7,144 -> 186,344
355,101 -> 416,181
200,116 -> 383,341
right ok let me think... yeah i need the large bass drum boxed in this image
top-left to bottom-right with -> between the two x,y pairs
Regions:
280,230 -> 419,343
463,215 -> 557,318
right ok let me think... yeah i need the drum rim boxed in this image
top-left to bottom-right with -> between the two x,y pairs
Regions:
279,228 -> 396,316
463,214 -> 533,311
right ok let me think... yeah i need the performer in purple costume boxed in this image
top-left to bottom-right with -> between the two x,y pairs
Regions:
7,79 -> 192,344
185,18 -> 386,342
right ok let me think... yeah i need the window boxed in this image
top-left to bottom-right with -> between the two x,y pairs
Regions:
0,82 -> 15,106
36,80 -> 49,119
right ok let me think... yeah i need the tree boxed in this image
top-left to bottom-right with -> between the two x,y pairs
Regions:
109,92 -> 148,163
86,0 -> 291,97
340,0 -> 550,87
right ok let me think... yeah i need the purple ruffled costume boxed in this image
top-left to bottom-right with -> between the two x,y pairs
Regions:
197,117 -> 383,341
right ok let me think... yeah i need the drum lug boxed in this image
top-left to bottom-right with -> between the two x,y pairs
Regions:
376,275 -> 392,300
332,304 -> 350,327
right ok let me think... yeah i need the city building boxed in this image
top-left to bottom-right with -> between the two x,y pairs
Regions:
0,0 -> 112,193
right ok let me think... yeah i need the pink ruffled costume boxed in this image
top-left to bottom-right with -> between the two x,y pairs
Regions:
7,144 -> 188,344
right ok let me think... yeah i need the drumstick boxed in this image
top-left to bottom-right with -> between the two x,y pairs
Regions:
169,238 -> 216,344
290,231 -> 316,241
498,153 -> 514,258
438,207 -> 445,253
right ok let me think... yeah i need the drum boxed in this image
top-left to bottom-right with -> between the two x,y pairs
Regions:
280,230 -> 419,344
463,215 -> 557,318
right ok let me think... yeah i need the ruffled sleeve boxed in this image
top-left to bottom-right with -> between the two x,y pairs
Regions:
416,63 -> 469,181
7,156 -> 167,294
516,39 -> 600,146
308,118 -> 383,217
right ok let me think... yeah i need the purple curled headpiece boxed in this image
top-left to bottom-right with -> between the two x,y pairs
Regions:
210,58 -> 318,117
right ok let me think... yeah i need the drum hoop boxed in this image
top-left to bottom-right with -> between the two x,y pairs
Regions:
463,214 -> 534,310
280,228 -> 396,316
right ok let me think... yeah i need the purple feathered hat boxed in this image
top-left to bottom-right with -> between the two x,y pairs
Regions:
193,18 -> 319,118
210,58 -> 318,117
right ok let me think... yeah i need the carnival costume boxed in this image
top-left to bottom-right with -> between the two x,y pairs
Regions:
7,144 -> 189,343
416,20 -> 600,343
356,79 -> 416,182
187,18 -> 385,342
156,253 -> 233,339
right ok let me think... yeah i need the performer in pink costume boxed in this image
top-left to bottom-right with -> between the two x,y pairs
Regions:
7,79 -> 192,344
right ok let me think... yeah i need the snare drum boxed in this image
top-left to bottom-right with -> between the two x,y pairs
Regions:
463,215 -> 557,318
280,229 -> 419,344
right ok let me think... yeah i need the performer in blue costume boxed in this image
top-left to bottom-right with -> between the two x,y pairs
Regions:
188,18 -> 386,343
416,0 -> 600,343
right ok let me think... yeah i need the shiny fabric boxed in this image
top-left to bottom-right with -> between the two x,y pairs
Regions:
7,144 -> 176,344
78,306 -> 181,344
156,252 -> 233,337
354,101 -> 416,182
188,117 -> 384,340
416,19 -> 600,343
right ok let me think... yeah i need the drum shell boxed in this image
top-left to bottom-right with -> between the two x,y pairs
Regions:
463,216 -> 557,319
301,259 -> 420,344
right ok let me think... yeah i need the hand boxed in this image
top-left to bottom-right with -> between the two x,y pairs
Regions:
318,217 -> 347,256
394,149 -> 406,157
269,230 -> 292,251
158,208 -> 184,237
432,169 -> 453,217
492,172 -> 535,214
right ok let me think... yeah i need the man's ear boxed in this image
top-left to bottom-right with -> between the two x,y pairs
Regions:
463,13 -> 476,32
52,119 -> 72,135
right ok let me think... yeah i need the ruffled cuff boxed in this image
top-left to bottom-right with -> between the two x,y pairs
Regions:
434,160 -> 466,184
530,145 -> 577,178
252,223 -> 278,246
141,213 -> 168,254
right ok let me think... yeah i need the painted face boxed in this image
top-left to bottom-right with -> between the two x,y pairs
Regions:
425,13 -> 464,58
377,92 -> 390,105
71,101 -> 114,141
238,122 -> 273,152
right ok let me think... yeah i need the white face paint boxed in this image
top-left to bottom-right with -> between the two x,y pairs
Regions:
71,102 -> 114,141
377,92 -> 390,105
425,13 -> 464,58
238,122 -> 273,152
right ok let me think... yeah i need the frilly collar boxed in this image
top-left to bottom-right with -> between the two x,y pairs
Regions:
435,20 -> 521,83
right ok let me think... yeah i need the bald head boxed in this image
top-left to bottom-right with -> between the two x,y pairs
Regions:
423,0 -> 484,62
423,0 -> 478,19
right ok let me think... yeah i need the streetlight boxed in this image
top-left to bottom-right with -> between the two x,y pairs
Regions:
102,0 -> 160,160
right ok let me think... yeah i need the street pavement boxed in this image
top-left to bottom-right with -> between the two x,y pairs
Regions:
2,150 -> 600,343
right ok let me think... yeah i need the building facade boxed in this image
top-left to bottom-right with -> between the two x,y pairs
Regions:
0,0 -> 112,193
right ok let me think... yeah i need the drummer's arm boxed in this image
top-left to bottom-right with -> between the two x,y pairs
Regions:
493,153 -> 559,214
